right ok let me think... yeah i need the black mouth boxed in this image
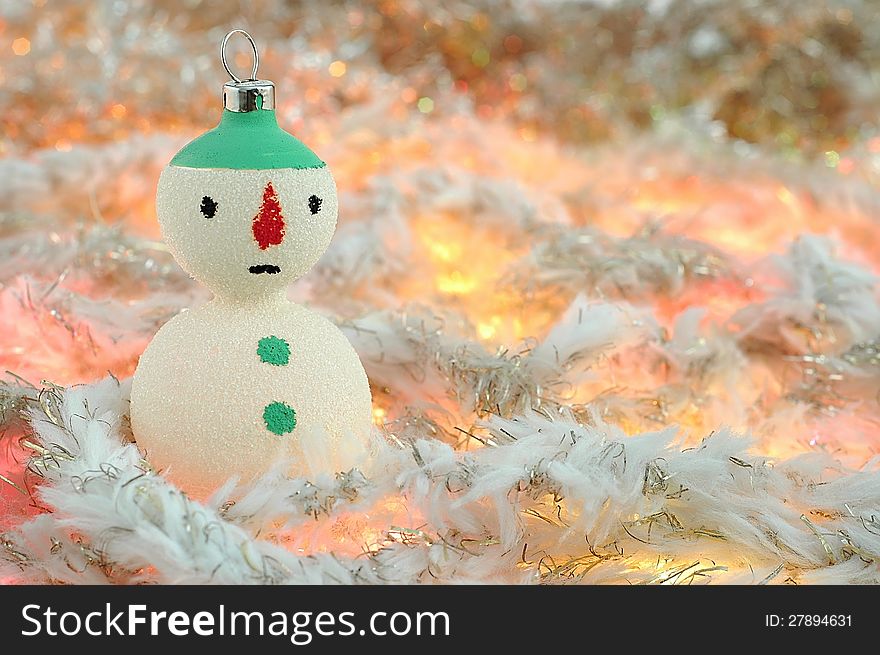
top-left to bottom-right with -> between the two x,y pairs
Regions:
249,264 -> 281,275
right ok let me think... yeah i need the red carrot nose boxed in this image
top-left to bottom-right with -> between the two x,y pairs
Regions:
252,181 -> 285,249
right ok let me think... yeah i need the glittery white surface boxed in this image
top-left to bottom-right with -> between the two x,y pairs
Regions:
131,164 -> 371,492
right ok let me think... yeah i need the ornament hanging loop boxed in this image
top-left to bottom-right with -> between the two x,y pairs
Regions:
220,30 -> 275,112
221,29 -> 259,83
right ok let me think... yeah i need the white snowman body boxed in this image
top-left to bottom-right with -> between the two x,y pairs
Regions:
131,164 -> 372,492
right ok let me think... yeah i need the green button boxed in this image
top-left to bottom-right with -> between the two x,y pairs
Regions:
263,401 -> 296,435
257,335 -> 290,366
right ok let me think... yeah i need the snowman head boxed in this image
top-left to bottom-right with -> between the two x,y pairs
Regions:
156,109 -> 337,302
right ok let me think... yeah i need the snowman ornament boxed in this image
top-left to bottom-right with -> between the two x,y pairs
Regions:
131,31 -> 372,492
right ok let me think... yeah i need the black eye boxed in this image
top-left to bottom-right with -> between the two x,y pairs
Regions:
308,195 -> 323,215
200,196 -> 218,219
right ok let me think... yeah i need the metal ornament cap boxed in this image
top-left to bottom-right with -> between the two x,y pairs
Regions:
223,79 -> 275,112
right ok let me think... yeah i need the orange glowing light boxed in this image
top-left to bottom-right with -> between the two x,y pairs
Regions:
775,186 -> 795,207
401,87 -> 417,103
518,125 -> 537,142
436,270 -> 476,295
372,407 -> 386,424
477,322 -> 496,340
382,496 -> 408,514
504,34 -> 523,54
426,240 -> 459,262
12,38 -> 30,56
838,157 -> 855,174
359,528 -> 385,553
110,103 -> 127,119
477,315 -> 503,340
329,60 -> 347,77
471,13 -> 490,31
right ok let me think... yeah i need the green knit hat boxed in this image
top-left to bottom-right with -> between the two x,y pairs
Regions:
170,108 -> 325,170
